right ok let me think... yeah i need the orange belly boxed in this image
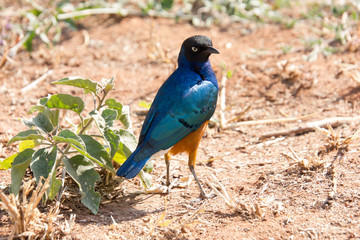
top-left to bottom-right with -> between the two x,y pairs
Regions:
167,121 -> 209,156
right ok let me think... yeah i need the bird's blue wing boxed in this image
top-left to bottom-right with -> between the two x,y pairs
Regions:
133,74 -> 218,162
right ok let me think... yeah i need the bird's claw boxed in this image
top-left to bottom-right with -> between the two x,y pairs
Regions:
199,192 -> 216,200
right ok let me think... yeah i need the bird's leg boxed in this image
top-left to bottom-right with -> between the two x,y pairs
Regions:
164,152 -> 171,187
188,150 -> 208,199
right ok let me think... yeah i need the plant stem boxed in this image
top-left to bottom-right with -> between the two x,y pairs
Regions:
79,90 -> 110,135
57,8 -> 133,20
57,8 -> 193,20
56,146 -> 70,201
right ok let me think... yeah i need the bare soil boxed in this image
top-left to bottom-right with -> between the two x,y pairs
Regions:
1,15 -> 360,239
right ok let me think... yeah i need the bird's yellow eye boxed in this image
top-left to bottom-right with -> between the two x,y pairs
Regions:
192,47 -> 198,52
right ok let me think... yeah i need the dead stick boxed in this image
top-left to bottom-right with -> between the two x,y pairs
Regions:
0,48 -> 9,69
57,8 -> 193,20
260,116 -> 360,140
219,71 -> 227,128
225,113 -> 318,129
21,70 -> 53,93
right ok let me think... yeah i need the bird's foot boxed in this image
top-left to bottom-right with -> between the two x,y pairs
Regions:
199,192 -> 216,200
190,191 -> 216,202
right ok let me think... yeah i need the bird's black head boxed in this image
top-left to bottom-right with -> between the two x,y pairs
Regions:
181,35 -> 219,63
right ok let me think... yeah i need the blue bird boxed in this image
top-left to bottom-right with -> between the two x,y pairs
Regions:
117,35 -> 219,198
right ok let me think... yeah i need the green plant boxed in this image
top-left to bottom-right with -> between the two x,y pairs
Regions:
4,0 -> 127,55
0,76 -> 151,214
279,44 -> 292,54
141,0 -> 174,13
273,0 -> 291,10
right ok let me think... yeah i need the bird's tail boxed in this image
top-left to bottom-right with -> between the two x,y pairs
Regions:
116,150 -> 150,179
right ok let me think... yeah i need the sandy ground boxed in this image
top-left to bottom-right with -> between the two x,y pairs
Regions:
1,15 -> 360,239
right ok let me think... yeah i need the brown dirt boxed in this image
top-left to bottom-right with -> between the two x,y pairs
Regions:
1,15 -> 360,239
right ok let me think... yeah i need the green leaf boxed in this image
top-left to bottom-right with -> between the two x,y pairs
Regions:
103,76 -> 114,93
89,110 -> 106,133
63,155 -> 101,214
45,94 -> 84,114
102,109 -> 117,128
78,135 -> 113,171
22,119 -> 35,128
161,0 -> 174,10
89,110 -> 121,162
118,129 -> 137,152
53,130 -> 85,151
30,146 -> 57,185
33,112 -> 54,133
28,8 -> 42,17
10,148 -> 35,195
139,170 -> 152,189
143,161 -> 154,173
103,129 -> 120,160
112,130 -> 137,165
227,70 -> 233,79
53,77 -> 99,93
43,108 -> 60,127
39,97 -> 48,106
105,98 -> 123,115
48,172 -> 61,200
118,106 -> 131,129
23,31 -> 35,52
8,129 -> 44,145
112,150 -> 127,165
30,146 -> 59,199
138,100 -> 151,109
19,139 -> 38,152
28,106 -> 59,127
63,18 -> 77,30
0,153 -> 18,170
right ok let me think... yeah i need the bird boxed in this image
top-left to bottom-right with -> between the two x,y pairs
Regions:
117,35 -> 219,199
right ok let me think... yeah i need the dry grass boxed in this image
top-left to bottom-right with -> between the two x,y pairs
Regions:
0,177 -> 75,239
147,21 -> 175,67
144,197 -> 209,239
141,170 -> 267,239
282,147 -> 324,173
204,172 -> 265,219
316,124 -> 360,155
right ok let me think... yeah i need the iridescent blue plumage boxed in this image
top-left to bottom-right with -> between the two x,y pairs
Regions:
117,35 -> 219,182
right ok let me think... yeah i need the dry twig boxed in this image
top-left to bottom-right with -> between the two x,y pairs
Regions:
225,113 -> 318,130
260,116 -> 360,140
21,70 -> 53,93
219,69 -> 228,129
349,70 -> 360,84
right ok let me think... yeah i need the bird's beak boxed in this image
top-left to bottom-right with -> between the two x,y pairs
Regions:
205,46 -> 220,54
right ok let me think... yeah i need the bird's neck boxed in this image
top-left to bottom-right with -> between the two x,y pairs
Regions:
177,52 -> 218,88
177,52 -> 212,71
